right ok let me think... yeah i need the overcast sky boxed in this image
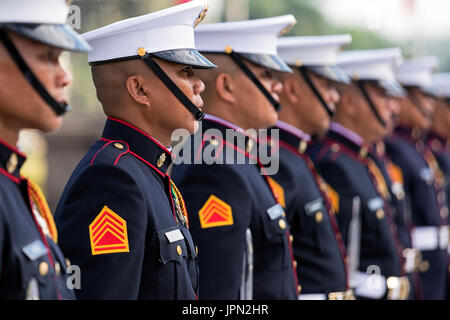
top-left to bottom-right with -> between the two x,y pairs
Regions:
316,0 -> 450,41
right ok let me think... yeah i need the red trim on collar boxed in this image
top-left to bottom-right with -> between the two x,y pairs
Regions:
0,167 -> 21,184
107,117 -> 173,157
128,150 -> 166,178
0,138 -> 26,158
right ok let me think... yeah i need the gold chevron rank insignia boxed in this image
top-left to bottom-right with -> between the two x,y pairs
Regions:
267,177 -> 286,208
89,206 -> 129,255
199,195 -> 233,229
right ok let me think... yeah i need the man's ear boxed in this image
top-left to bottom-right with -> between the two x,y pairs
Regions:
215,73 -> 236,104
282,76 -> 300,105
126,75 -> 151,108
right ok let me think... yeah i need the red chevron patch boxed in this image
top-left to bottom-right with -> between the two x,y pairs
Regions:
198,195 -> 233,229
89,206 -> 129,255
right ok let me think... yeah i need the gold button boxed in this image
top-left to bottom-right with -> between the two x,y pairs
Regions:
281,212 -> 286,218
246,139 -> 254,153
225,45 -> 233,54
39,262 -> 49,276
359,147 -> 368,158
315,211 -> 324,223
331,143 -> 340,153
420,260 -> 430,273
278,219 -> 286,230
298,141 -> 307,154
289,235 -> 294,243
55,262 -> 61,276
195,246 -> 198,255
113,143 -> 124,150
65,258 -> 71,268
297,284 -> 302,294
376,209 -> 385,220
157,153 -> 166,168
7,153 -> 18,173
293,260 -> 298,269
209,138 -> 219,146
176,245 -> 182,256
137,47 -> 147,56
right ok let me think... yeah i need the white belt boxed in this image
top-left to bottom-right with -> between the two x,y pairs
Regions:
411,225 -> 449,251
352,272 -> 410,300
298,293 -> 326,300
298,290 -> 355,300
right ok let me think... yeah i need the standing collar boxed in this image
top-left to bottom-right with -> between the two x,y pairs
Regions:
101,117 -> 172,174
201,114 -> 257,156
275,120 -> 311,154
327,122 -> 372,158
275,120 -> 311,142
0,138 -> 26,182
329,122 -> 364,147
203,114 -> 246,133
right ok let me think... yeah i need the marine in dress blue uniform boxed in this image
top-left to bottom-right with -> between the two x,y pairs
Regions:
171,16 -> 299,299
270,35 -> 355,300
0,0 -> 90,299
371,142 -> 422,299
54,0 -> 217,299
385,57 -> 448,299
310,48 -> 412,300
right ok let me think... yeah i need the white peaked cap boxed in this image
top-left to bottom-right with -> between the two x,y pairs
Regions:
428,73 -> 450,98
195,15 -> 296,55
395,56 -> 439,89
277,34 -> 352,66
0,0 -> 90,52
82,0 -> 214,67
337,48 -> 403,82
194,15 -> 297,72
0,0 -> 69,24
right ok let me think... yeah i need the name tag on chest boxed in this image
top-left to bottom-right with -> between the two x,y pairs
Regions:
267,204 -> 285,220
165,229 -> 184,243
22,240 -> 48,261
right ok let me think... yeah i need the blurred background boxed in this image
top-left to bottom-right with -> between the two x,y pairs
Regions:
19,0 -> 450,210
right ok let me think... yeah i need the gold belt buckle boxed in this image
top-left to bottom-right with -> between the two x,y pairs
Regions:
328,291 -> 344,300
387,276 -> 410,300
344,289 -> 355,300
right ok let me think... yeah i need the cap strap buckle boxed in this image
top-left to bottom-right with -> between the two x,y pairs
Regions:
227,51 -> 282,112
356,80 -> 387,128
0,30 -> 69,116
298,66 -> 335,117
139,49 -> 204,121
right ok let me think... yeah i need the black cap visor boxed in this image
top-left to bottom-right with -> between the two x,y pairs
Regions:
1,23 -> 90,52
378,79 -> 406,98
240,52 -> 292,73
307,65 -> 350,84
152,48 -> 216,69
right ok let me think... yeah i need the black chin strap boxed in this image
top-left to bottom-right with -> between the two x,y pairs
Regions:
140,53 -> 204,121
0,30 -> 69,116
298,66 -> 334,117
356,80 -> 387,128
407,88 -> 432,120
227,52 -> 282,112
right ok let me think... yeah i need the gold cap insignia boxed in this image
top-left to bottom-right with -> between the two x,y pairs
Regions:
194,4 -> 209,28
